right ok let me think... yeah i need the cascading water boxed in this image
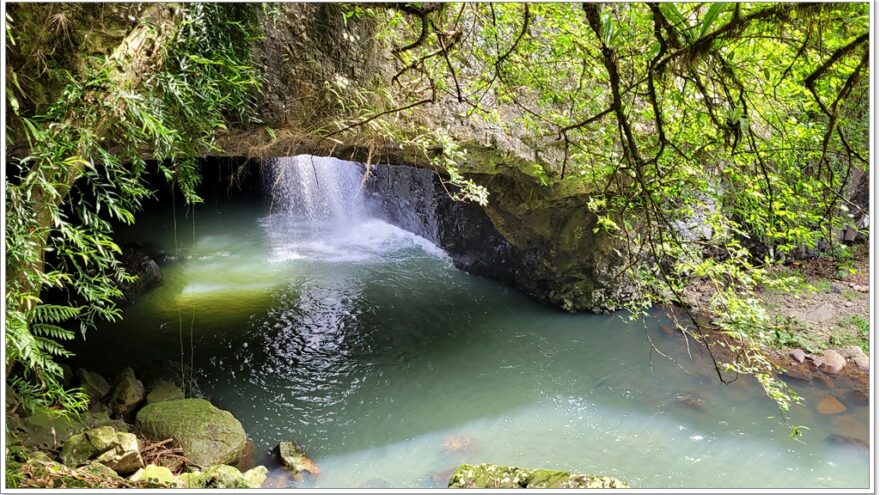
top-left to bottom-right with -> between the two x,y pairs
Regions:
261,155 -> 446,263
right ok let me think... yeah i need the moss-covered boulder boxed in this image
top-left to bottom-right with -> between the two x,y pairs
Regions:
145,380 -> 184,405
129,465 -> 177,486
107,368 -> 145,417
178,465 -> 267,489
136,398 -> 247,466
448,463 -> 629,489
277,441 -> 320,475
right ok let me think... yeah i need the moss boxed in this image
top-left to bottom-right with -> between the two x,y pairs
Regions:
448,463 -> 629,489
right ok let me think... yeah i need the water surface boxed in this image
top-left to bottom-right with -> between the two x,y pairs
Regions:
71,157 -> 870,489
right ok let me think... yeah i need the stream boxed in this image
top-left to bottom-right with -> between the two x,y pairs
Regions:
69,156 -> 869,489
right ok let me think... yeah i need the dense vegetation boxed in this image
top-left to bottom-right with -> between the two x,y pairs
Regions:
4,1 -> 870,441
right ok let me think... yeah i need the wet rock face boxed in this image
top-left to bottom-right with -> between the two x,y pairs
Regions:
364,164 -> 634,311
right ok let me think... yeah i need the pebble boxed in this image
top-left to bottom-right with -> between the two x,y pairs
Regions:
844,301 -> 853,308
816,395 -> 847,415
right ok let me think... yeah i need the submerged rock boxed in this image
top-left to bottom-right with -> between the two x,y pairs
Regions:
118,243 -> 163,301
447,463 -> 629,489
442,434 -> 479,453
277,441 -> 320,476
825,434 -> 869,454
816,395 -> 847,415
107,368 -> 145,417
136,398 -> 247,466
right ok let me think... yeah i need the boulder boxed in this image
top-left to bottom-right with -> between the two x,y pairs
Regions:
79,461 -> 122,479
448,463 -> 629,489
816,395 -> 847,415
13,409 -> 85,450
60,426 -> 143,475
813,349 -> 846,374
277,441 -> 320,475
839,345 -> 869,371
788,349 -> 806,364
118,243 -> 163,301
129,465 -> 178,486
76,369 -> 111,402
136,399 -> 246,466
107,368 -> 144,417
178,464 -> 267,489
146,381 -> 185,405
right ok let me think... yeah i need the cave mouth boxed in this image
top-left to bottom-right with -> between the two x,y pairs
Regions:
61,155 -> 869,489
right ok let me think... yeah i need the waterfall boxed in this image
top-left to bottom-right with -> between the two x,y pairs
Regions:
261,155 -> 446,263
266,155 -> 367,225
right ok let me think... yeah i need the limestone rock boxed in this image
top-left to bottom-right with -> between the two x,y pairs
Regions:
146,381 -> 185,405
76,368 -> 111,402
448,464 -> 628,489
816,395 -> 847,415
61,431 -> 101,467
94,432 -> 143,475
277,441 -> 320,476
242,466 -> 269,488
107,368 -> 145,417
136,398 -> 246,466
61,426 -> 143,475
813,349 -> 846,374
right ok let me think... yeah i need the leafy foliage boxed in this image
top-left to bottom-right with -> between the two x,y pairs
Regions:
5,4 -> 262,413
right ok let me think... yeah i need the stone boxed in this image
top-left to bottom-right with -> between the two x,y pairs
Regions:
442,434 -> 478,453
129,465 -> 177,486
96,449 -> 143,476
813,349 -> 846,374
839,345 -> 867,361
61,432 -> 101,467
816,395 -> 847,415
76,368 -> 111,402
118,243 -> 163,301
277,441 -> 320,475
447,463 -> 628,489
673,393 -> 707,413
804,302 -> 835,324
136,398 -> 247,466
79,461 -> 122,479
29,451 -> 55,463
242,466 -> 269,488
14,409 -> 85,450
107,368 -> 145,417
178,464 -> 265,489
146,381 -> 185,405
826,434 -> 869,454
788,349 -> 806,364
852,356 -> 869,371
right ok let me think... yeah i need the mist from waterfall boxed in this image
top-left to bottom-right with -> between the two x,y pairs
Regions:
261,155 -> 446,263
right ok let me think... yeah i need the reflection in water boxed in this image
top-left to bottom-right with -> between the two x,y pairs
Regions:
69,157 -> 869,489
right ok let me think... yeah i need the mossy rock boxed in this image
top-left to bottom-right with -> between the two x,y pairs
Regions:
13,409 -> 85,450
136,398 -> 246,466
277,441 -> 320,475
76,368 -> 111,402
60,427 -> 143,475
107,367 -> 145,417
448,463 -> 629,489
145,381 -> 184,405
129,465 -> 177,486
178,464 -> 267,489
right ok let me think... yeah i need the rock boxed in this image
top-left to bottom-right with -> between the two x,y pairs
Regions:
447,463 -> 629,489
129,465 -> 177,486
852,356 -> 869,371
76,368 -> 111,402
81,410 -> 130,433
118,243 -> 163,301
804,302 -> 835,324
788,349 -> 806,364
107,368 -> 145,417
277,441 -> 320,475
94,432 -> 143,475
79,461 -> 122,479
61,431 -> 101,467
781,365 -> 813,383
146,381 -> 185,405
61,426 -> 143,474
178,464 -> 266,489
826,434 -> 869,454
844,301 -> 853,308
242,466 -> 269,488
813,349 -> 846,374
673,393 -> 707,413
442,434 -> 478,453
839,345 -> 867,361
136,398 -> 247,466
29,451 -> 55,463
13,409 -> 85,450
816,395 -> 847,415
